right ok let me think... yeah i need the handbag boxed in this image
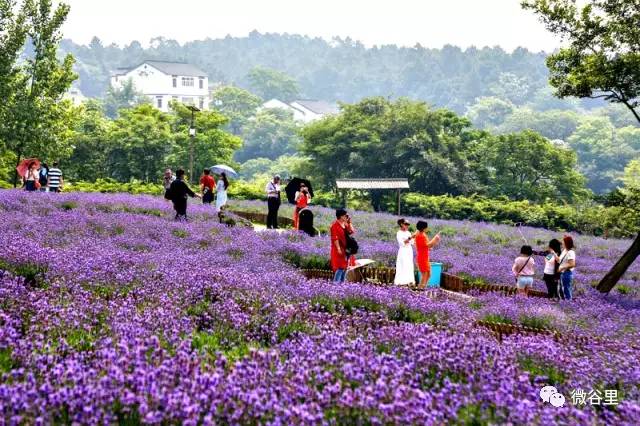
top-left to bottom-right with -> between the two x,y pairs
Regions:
514,256 -> 532,283
345,227 -> 358,256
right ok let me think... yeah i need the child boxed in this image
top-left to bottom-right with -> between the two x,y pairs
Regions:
414,221 -> 441,290
512,245 -> 535,296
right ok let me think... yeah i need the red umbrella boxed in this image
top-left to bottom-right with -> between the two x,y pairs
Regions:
16,158 -> 40,178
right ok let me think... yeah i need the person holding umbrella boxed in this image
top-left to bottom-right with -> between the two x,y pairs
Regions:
215,172 -> 229,211
293,182 -> 312,230
23,161 -> 40,192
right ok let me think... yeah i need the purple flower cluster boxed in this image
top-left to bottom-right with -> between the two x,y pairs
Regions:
0,191 -> 639,424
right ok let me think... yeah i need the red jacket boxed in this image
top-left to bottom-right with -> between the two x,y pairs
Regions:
330,220 -> 354,271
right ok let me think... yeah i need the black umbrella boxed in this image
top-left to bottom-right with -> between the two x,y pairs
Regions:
284,177 -> 314,204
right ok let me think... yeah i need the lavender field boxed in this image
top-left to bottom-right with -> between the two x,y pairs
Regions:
1,191 -> 639,425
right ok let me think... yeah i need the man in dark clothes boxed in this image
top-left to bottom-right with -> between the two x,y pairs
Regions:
167,169 -> 201,221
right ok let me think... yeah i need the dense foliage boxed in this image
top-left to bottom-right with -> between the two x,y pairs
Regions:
301,97 -> 585,206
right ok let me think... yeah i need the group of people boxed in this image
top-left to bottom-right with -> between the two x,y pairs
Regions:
512,235 -> 577,300
264,175 -> 315,235
163,168 -> 230,221
22,161 -> 64,193
393,219 -> 442,289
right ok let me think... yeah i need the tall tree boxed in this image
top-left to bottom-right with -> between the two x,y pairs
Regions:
211,85 -> 262,135
523,0 -> 640,292
246,66 -> 300,102
479,130 -> 587,202
106,104 -> 173,182
0,0 -> 77,186
167,102 -> 242,182
0,0 -> 27,112
235,107 -> 301,162
103,77 -> 149,119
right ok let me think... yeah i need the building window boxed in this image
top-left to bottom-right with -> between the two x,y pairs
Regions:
182,77 -> 194,87
172,76 -> 177,88
199,77 -> 204,89
199,97 -> 204,109
156,96 -> 163,109
181,97 -> 194,105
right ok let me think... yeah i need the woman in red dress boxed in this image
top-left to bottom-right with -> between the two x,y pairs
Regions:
293,183 -> 311,230
414,220 -> 441,290
330,209 -> 354,282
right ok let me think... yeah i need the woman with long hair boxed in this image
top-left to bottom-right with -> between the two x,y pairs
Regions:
293,183 -> 311,230
541,239 -> 562,298
558,235 -> 577,300
393,219 -> 415,286
215,172 -> 229,211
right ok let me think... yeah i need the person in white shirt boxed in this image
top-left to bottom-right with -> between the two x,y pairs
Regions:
558,235 -> 577,300
393,219 -> 415,286
265,175 -> 281,229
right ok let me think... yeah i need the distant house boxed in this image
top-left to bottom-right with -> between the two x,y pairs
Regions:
110,60 -> 209,112
261,99 -> 339,123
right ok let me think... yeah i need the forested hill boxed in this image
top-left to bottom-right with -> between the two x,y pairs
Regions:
61,31 -> 563,113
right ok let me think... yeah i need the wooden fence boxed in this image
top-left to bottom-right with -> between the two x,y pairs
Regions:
302,267 -> 549,298
476,320 -> 590,345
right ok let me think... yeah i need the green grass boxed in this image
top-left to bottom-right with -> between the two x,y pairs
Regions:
59,201 -> 77,211
0,259 -> 48,287
519,315 -> 554,330
481,313 -> 514,325
0,348 -> 16,374
276,320 -> 317,343
171,228 -> 189,238
454,403 -> 500,426
518,355 -> 566,385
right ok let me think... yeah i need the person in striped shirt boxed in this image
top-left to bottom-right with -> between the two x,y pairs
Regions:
47,162 -> 64,193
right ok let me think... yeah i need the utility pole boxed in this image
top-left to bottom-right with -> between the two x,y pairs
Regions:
187,105 -> 200,183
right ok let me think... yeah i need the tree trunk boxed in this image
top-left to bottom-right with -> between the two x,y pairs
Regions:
597,232 -> 640,293
13,150 -> 22,188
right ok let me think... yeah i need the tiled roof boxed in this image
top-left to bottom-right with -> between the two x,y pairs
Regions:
336,179 -> 410,189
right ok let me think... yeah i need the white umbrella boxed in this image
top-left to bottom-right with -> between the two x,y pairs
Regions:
210,164 -> 238,178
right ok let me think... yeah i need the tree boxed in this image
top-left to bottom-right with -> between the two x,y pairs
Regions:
236,107 -> 301,162
0,0 -> 77,186
246,66 -> 300,102
566,116 -> 637,193
466,97 -> 514,129
103,77 -> 149,119
489,72 -> 532,105
523,0 -> 640,292
301,97 -> 486,210
63,100 -> 112,181
211,85 -> 262,135
498,108 -> 581,141
479,130 -> 587,202
622,159 -> 640,189
167,102 -> 242,182
106,104 -> 173,182
0,0 -> 27,112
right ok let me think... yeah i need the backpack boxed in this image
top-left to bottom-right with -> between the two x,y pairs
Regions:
345,229 -> 358,255
39,169 -> 48,186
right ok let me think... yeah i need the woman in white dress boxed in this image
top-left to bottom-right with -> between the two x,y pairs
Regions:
394,218 -> 415,286
215,172 -> 229,211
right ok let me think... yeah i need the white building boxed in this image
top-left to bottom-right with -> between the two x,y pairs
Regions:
111,60 -> 209,112
261,99 -> 339,123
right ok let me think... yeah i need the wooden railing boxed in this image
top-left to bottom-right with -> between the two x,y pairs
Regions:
476,320 -> 590,345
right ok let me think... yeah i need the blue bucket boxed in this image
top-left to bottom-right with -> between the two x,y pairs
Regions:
428,262 -> 443,287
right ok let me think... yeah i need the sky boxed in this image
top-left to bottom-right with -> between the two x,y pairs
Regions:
61,0 -> 562,52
